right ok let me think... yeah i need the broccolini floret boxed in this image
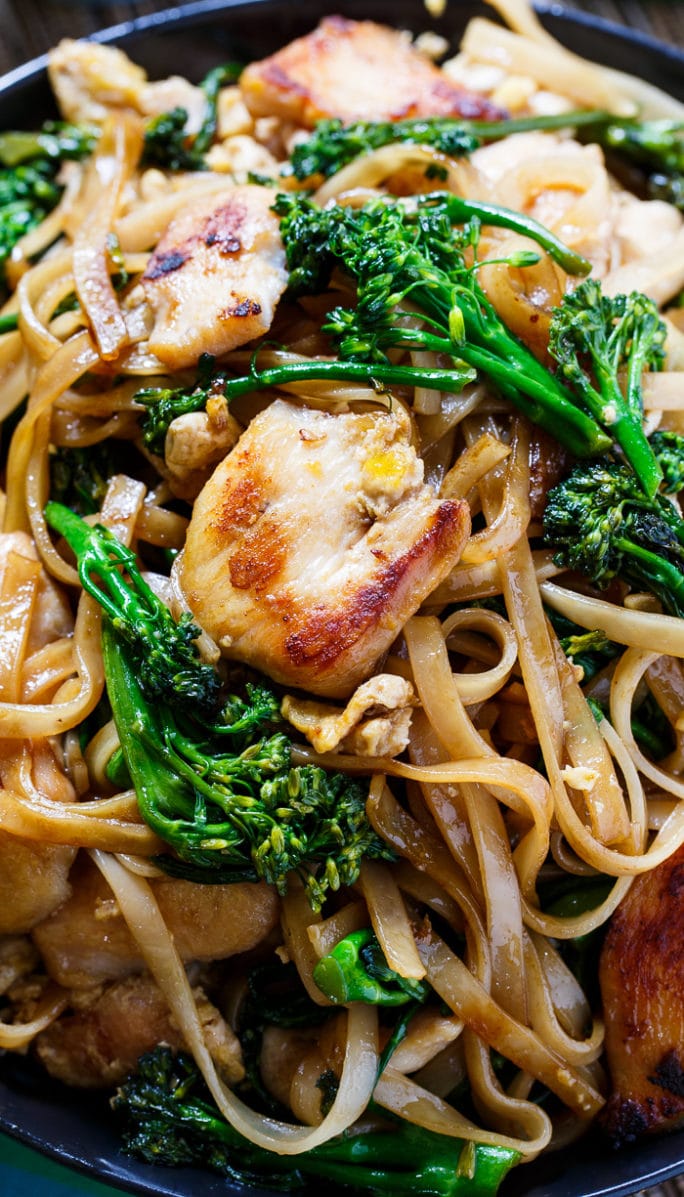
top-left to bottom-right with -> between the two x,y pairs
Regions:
141,64 -> 240,171
103,626 -> 391,908
649,429 -> 684,494
548,279 -> 666,497
543,459 -> 684,617
289,116 -> 480,180
287,111 -> 683,211
114,1047 -> 520,1196
44,502 -> 390,907
0,120 -> 97,283
197,190 -> 616,457
135,353 -> 226,454
44,500 -> 222,718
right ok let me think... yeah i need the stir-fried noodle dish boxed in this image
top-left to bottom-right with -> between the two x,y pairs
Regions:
1,1 -> 684,1190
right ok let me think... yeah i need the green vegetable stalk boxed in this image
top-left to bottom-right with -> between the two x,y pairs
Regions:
114,1047 -> 520,1196
547,279 -> 666,497
44,502 -> 391,908
543,457 -> 684,617
287,111 -> 683,210
313,928 -> 430,1007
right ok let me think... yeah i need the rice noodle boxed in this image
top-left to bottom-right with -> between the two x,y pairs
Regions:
0,4 -> 683,1176
91,851 -> 380,1154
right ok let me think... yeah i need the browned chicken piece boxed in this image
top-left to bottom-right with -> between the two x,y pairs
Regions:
141,185 -> 288,371
600,842 -> 684,1143
240,17 -> 504,128
35,972 -> 244,1088
33,855 -> 280,988
178,400 -> 471,699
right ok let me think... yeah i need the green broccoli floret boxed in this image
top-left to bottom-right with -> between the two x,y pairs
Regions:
103,625 -> 392,908
543,459 -> 684,617
286,111 -> 683,211
313,928 -> 430,1007
548,279 -> 666,497
289,116 -> 480,180
208,191 -> 614,460
44,500 -> 222,718
141,64 -> 240,170
0,121 -> 97,284
135,353 -> 226,455
44,501 -> 390,907
114,1047 -> 520,1196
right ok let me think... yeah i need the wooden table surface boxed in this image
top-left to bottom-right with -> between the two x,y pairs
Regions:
0,0 -> 682,1195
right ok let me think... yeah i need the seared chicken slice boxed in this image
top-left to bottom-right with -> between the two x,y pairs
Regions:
36,973 -> 244,1087
600,842 -> 684,1143
179,400 -> 470,698
141,184 -> 287,371
240,17 -> 504,127
33,855 -> 279,988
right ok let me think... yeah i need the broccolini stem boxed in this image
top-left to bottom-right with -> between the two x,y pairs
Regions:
44,500 -> 160,628
0,312 -> 18,333
44,501 -> 222,717
220,357 -> 476,401
616,535 -> 684,616
440,194 -> 591,276
469,110 -> 614,140
313,928 -> 430,1006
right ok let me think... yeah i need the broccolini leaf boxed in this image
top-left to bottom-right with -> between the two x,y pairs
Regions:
314,928 -> 430,1006
548,279 -> 666,498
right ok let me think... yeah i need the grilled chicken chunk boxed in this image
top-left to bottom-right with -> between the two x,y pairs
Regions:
32,855 -> 279,988
48,39 -> 205,130
141,184 -> 288,371
600,842 -> 684,1143
36,973 -> 244,1088
179,399 -> 470,698
240,16 -> 504,127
